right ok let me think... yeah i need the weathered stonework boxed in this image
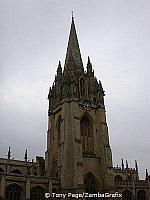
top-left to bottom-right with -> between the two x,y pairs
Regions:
0,17 -> 149,200
45,16 -> 114,193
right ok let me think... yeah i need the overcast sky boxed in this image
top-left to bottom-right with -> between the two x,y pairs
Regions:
0,0 -> 150,179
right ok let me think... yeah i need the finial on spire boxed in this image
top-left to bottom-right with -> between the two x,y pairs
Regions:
7,146 -> 11,160
71,11 -> 74,21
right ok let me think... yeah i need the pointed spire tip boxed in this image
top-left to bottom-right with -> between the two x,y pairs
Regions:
64,12 -> 83,72
71,11 -> 74,21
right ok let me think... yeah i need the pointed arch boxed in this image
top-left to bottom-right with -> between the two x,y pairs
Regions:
80,112 -> 94,122
84,172 -> 98,194
80,114 -> 94,154
54,115 -> 62,177
137,190 -> 146,200
5,183 -> 22,200
122,190 -> 132,200
56,115 -> 62,145
80,77 -> 85,97
80,116 -> 91,137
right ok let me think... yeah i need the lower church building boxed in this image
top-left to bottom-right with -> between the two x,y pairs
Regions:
0,17 -> 150,200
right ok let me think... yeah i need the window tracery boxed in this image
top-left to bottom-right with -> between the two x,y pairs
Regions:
80,78 -> 85,97
137,190 -> 146,200
5,184 -> 22,200
122,190 -> 132,200
80,115 -> 94,154
84,173 -> 97,199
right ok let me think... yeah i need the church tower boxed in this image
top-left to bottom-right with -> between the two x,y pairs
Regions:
45,16 -> 114,193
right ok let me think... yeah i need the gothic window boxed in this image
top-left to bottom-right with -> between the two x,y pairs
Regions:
84,173 -> 97,199
114,175 -> 123,182
5,184 -> 22,200
80,116 -> 90,137
122,190 -> 132,200
137,190 -> 146,200
30,186 -> 45,200
57,116 -> 62,145
80,78 -> 85,97
53,115 -> 62,177
80,115 -> 94,154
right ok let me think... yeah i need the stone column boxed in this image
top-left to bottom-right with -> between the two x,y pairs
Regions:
49,178 -> 52,193
0,175 -> 5,198
26,178 -> 30,200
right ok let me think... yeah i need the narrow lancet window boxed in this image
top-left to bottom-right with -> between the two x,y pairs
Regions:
80,78 -> 85,97
80,115 -> 94,154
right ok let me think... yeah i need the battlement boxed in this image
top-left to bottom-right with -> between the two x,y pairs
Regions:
113,166 -> 137,173
115,180 -> 148,187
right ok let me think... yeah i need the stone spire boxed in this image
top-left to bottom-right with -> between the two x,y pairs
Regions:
64,16 -> 83,73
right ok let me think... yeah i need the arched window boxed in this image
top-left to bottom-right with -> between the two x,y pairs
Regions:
53,115 -> 62,177
137,190 -> 146,200
30,186 -> 45,200
84,172 -> 98,199
5,184 -> 22,200
80,116 -> 90,137
57,116 -> 62,145
80,78 -> 85,97
55,116 -> 62,159
114,175 -> 123,182
11,169 -> 22,174
80,115 -> 94,154
122,190 -> 132,200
